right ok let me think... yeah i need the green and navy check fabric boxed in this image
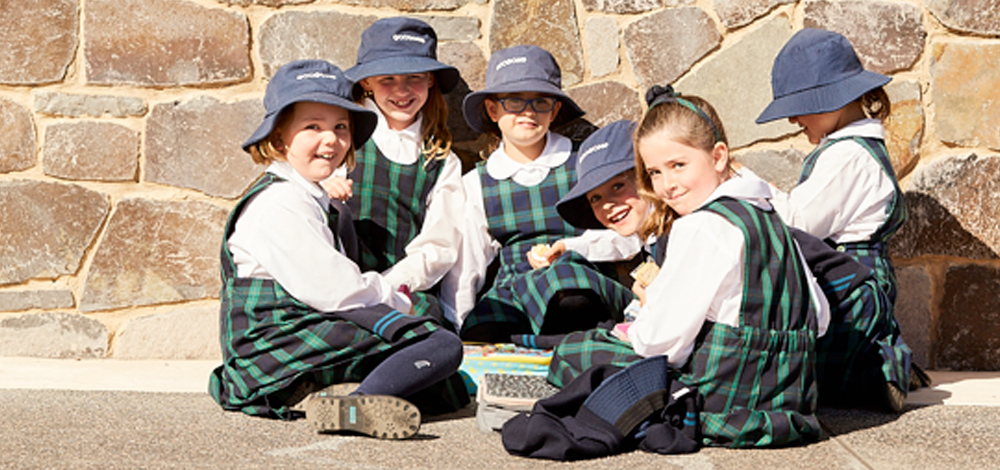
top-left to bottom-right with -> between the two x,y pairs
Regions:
209,174 -> 467,419
683,197 -> 821,448
800,136 -> 912,396
462,155 -> 635,335
547,328 -> 643,388
348,140 -> 445,320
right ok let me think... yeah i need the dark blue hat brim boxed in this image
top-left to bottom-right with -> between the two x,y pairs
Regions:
556,157 -> 636,229
462,79 -> 585,133
242,92 -> 378,153
756,69 -> 890,124
345,56 -> 460,93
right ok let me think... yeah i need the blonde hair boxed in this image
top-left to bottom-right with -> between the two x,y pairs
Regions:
420,83 -> 453,164
246,103 -> 357,171
633,93 -> 732,238
860,87 -> 891,120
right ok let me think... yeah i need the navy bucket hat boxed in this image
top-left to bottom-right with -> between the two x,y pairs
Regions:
345,17 -> 460,94
462,45 -> 585,133
242,60 -> 377,153
756,28 -> 890,124
556,120 -> 636,229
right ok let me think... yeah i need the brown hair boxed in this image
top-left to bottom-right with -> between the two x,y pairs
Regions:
246,102 -> 357,171
633,94 -> 732,238
420,82 -> 453,164
860,87 -> 891,120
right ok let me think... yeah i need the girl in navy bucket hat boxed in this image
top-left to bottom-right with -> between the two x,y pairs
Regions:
440,45 -> 637,344
210,59 -> 469,439
322,17 -> 465,324
758,28 -> 916,412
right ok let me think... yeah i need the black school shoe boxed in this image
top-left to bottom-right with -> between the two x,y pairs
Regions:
306,394 -> 421,440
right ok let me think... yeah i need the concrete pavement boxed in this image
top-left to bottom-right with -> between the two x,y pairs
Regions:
2,357 -> 999,469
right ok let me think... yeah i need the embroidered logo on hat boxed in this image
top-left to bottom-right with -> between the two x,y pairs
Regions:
495,56 -> 527,71
392,33 -> 426,44
578,142 -> 609,165
296,72 -> 338,81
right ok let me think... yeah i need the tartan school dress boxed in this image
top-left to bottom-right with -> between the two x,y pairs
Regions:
347,140 -> 446,323
799,136 -> 912,399
549,197 -> 822,448
209,174 -> 468,419
460,152 -> 637,337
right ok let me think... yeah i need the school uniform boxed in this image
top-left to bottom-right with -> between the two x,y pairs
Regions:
550,170 -> 831,447
345,99 -> 465,323
769,119 -> 912,401
209,161 -> 467,419
439,132 -> 638,336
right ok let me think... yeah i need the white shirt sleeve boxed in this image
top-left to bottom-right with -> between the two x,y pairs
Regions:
628,212 -> 744,368
439,170 -> 499,327
382,153 -> 465,292
228,182 -> 411,314
769,139 -> 894,244
561,230 -> 643,262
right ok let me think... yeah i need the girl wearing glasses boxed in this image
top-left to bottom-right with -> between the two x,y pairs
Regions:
323,17 -> 464,324
441,45 -> 638,343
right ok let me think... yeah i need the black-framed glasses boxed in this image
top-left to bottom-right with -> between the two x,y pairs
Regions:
495,96 -> 557,113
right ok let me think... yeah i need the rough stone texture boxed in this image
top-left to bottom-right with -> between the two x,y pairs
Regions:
735,148 -> 805,193
440,42 -> 487,144
884,79 -> 923,179
79,199 -> 227,313
84,0 -> 250,86
560,81 -> 644,141
419,16 -> 481,41
625,7 -> 721,90
215,0 -> 312,6
937,264 -> 1000,371
931,41 -> 1000,151
581,0 -> 691,14
0,290 -> 75,313
145,96 -> 264,198
258,11 -> 376,76
925,0 -> 1000,36
489,0 -> 585,86
894,265 -> 932,369
804,0 -> 925,74
333,0 -> 470,10
586,17 -> 619,79
34,93 -> 147,118
714,0 -> 793,30
0,99 -> 37,173
893,153 -> 1000,260
0,181 -> 109,285
0,312 -> 107,358
43,122 -> 139,182
0,0 -> 77,85
113,304 -> 221,360
675,16 -> 796,149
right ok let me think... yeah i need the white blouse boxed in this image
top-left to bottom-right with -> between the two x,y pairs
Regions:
228,161 -> 411,313
628,169 -> 830,368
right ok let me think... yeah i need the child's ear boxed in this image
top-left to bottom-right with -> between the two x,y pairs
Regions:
551,100 -> 562,121
711,141 -> 730,174
485,99 -> 501,122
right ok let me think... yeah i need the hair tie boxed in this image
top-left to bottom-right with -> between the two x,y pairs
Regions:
644,84 -> 722,143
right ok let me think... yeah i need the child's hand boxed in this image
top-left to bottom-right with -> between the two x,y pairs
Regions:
632,280 -> 647,306
527,241 -> 567,269
322,177 -> 353,201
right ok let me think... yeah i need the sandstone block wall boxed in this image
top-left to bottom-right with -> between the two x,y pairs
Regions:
1,0 -> 997,370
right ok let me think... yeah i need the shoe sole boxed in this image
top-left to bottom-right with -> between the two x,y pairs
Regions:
306,395 -> 421,440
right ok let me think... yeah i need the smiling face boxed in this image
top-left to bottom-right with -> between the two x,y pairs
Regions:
485,92 -> 562,161
360,73 -> 433,131
637,131 -> 729,217
585,170 -> 649,236
274,101 -> 352,183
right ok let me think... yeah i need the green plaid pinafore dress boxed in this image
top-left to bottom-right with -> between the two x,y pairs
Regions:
209,174 -> 467,419
348,140 -> 446,322
462,154 -> 635,336
799,136 -> 912,399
